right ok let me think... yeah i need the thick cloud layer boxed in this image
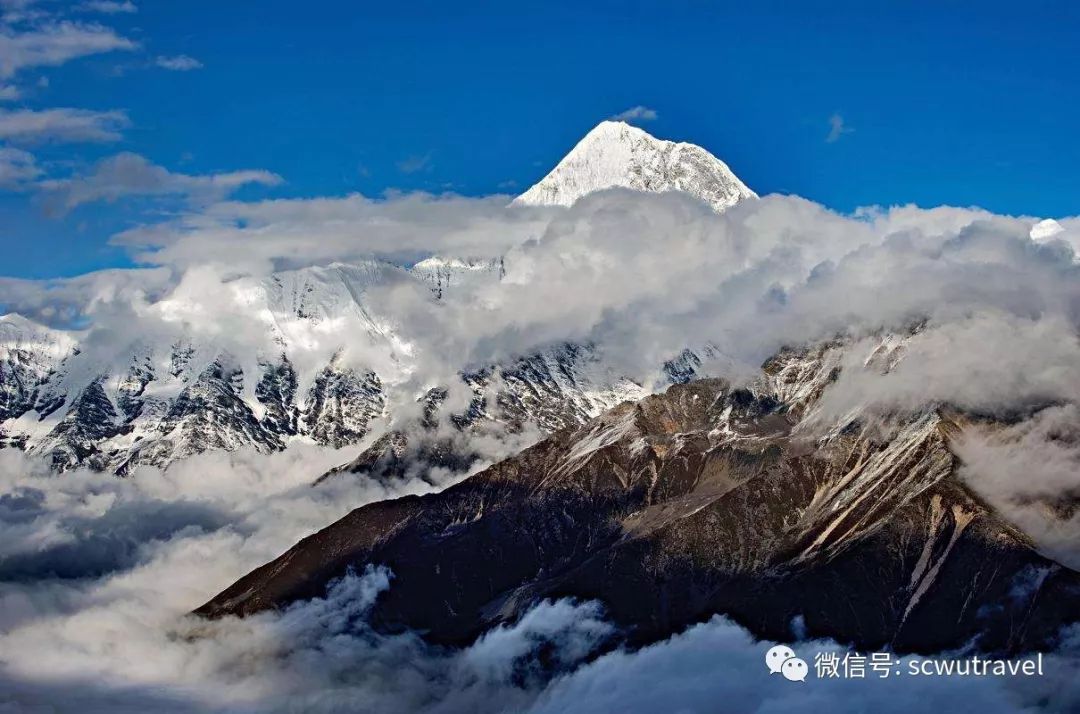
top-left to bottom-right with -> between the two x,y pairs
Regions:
6,189 -> 1077,402
1,445 -> 1078,714
527,618 -> 1080,714
3,188 -> 1080,711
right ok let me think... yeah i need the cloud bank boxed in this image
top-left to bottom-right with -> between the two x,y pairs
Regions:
1,444 -> 1078,714
3,185 -> 1080,711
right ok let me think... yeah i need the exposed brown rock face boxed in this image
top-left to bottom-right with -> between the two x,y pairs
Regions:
198,355 -> 1080,655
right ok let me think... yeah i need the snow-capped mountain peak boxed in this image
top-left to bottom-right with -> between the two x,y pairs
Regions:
3,123 -> 757,473
0,312 -> 77,360
514,120 -> 756,212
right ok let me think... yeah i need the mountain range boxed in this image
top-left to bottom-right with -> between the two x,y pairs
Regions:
0,120 -> 742,474
4,119 -> 1079,666
200,335 -> 1080,654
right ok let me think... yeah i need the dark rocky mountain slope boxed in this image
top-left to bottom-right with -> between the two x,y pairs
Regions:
198,357 -> 1080,654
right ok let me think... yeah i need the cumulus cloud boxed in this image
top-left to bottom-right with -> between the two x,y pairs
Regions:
4,184 -> 1080,710
0,107 -> 129,143
1031,218 -> 1065,241
609,105 -> 658,122
38,152 -> 283,213
8,188 -> 1075,399
110,191 -> 547,271
155,54 -> 202,71
826,113 -> 853,143
0,21 -> 136,78
8,189 -> 1080,496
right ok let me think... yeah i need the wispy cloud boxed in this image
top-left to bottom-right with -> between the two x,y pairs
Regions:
79,0 -> 137,13
39,152 -> 283,213
0,145 -> 39,187
0,107 -> 129,143
396,153 -> 432,174
610,105 -> 658,123
826,113 -> 853,143
0,0 -> 43,23
0,83 -> 18,100
0,21 -> 137,78
155,54 -> 202,71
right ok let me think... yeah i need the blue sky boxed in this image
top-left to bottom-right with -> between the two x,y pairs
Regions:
1,0 -> 1078,278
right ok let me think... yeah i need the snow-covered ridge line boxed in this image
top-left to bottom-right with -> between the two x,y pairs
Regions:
2,120 -> 756,472
0,256 -> 644,472
514,120 -> 755,212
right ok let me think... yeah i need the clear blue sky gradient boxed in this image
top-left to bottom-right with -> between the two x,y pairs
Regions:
2,0 -> 1079,278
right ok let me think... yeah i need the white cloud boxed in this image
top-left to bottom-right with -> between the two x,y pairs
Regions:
3,188 -> 1080,711
109,191 -> 547,272
0,21 -> 136,78
811,314 -> 1080,421
396,153 -> 432,174
955,405 -> 1080,571
0,445 -> 606,713
0,83 -> 18,100
38,152 -> 283,213
609,105 -> 658,122
45,189 -> 1061,388
0,446 -> 1074,714
528,617 -> 1079,714
0,440 -> 1075,712
155,54 -> 202,71
826,113 -> 853,143
0,145 -> 38,186
10,188 -> 1077,428
0,0 -> 41,22
79,0 -> 137,14
0,265 -> 172,324
0,107 -> 128,143
1031,217 -> 1065,241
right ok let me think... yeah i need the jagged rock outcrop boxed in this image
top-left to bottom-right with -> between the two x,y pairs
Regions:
316,341 -> 647,486
410,256 -> 505,299
303,362 -> 385,449
198,344 -> 1080,655
36,379 -> 122,470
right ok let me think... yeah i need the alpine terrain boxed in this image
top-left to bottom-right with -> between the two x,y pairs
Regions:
199,333 -> 1080,655
5,118 -> 1079,678
0,121 -> 751,475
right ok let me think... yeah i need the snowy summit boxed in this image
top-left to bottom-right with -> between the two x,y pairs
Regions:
514,120 -> 756,212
